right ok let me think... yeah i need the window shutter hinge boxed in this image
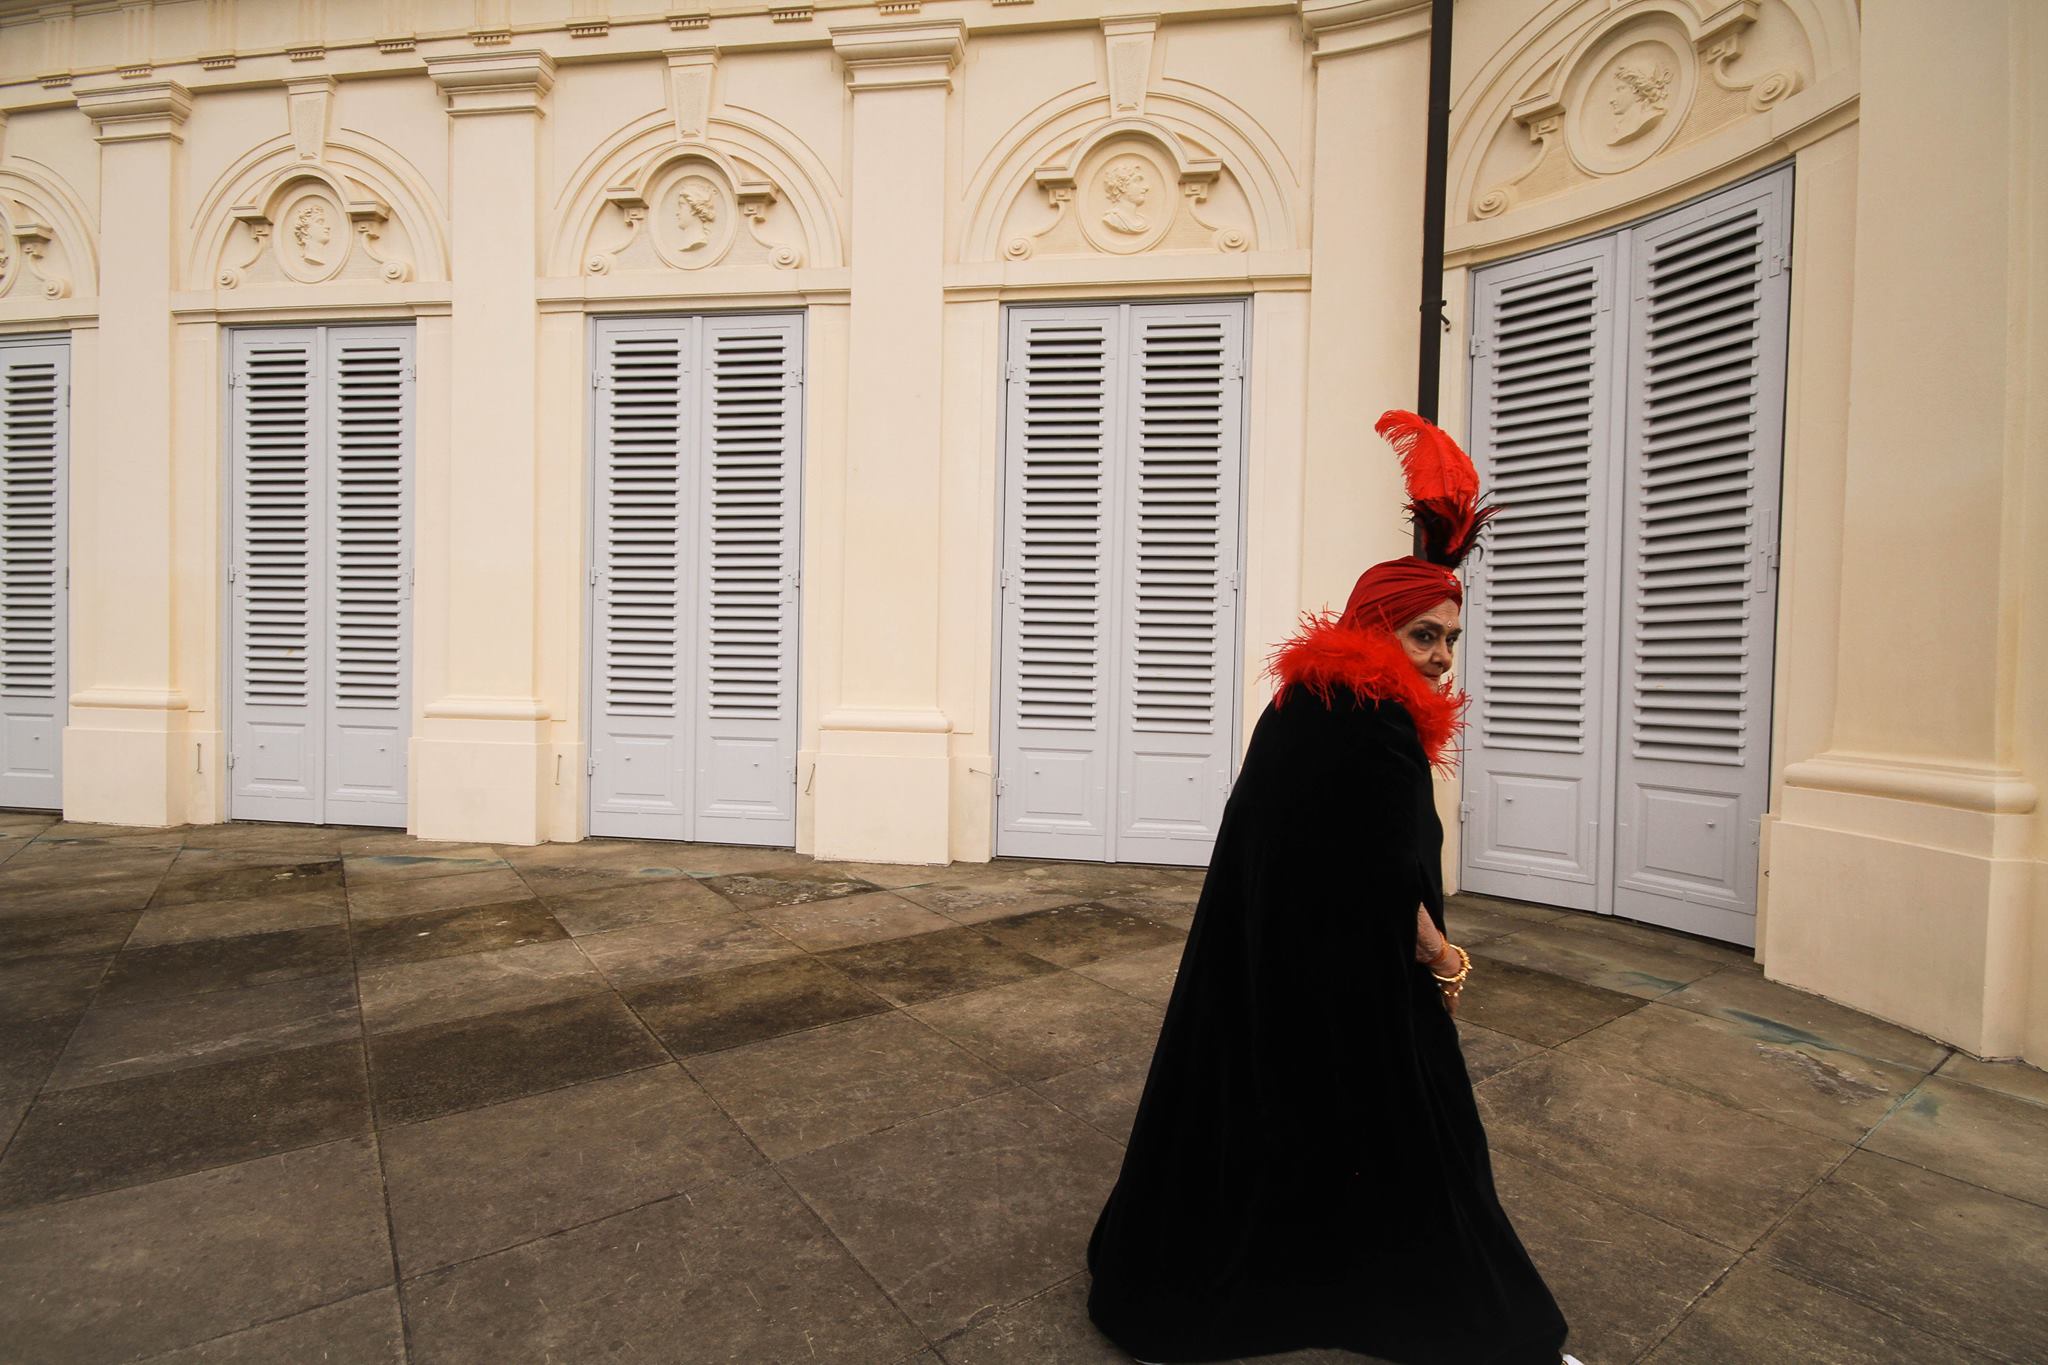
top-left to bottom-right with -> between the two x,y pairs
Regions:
228,371 -> 240,388
1006,363 -> 1023,384
591,370 -> 610,390
1468,334 -> 1487,358
1459,802 -> 1471,824
587,755 -> 597,775
588,566 -> 600,585
226,752 -> 237,770
1767,251 -> 1786,278
1225,361 -> 1243,382
994,776 -> 1006,796
227,564 -> 237,582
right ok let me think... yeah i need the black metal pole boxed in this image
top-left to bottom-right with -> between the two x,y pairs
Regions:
1417,0 -> 1453,425
1414,0 -> 1454,557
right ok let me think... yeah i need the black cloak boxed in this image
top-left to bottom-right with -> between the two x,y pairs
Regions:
1085,638 -> 1569,1365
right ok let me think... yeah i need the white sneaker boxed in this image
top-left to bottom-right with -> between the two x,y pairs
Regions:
1563,1355 -> 1586,1364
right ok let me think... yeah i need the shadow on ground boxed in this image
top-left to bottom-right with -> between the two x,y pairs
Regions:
2,812 -> 2044,1363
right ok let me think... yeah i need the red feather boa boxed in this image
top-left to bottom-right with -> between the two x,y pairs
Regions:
1264,610 -> 1467,772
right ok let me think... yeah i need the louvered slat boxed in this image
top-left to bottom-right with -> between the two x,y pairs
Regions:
1127,317 -> 1227,734
0,357 -> 61,698
602,333 -> 687,719
240,345 -> 317,709
1015,320 -> 1109,729
1475,261 -> 1601,753
0,340 -> 67,812
703,326 -> 791,721
330,339 -> 407,710
1628,203 -> 1768,766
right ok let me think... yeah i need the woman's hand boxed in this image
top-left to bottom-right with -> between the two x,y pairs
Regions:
1415,904 -> 1445,964
1416,904 -> 1465,1015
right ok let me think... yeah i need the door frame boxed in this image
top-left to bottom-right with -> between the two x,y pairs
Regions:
217,319 -> 417,828
1458,162 -> 1792,938
580,306 -> 808,845
987,294 -> 1255,866
0,332 -> 72,813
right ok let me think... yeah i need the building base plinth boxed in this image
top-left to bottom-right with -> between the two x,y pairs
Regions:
412,711 -> 552,845
810,713 -> 953,865
1765,770 -> 2042,1064
61,699 -> 190,827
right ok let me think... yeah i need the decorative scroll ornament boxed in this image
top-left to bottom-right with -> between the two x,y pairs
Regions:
1002,120 -> 1252,261
216,166 -> 416,288
0,208 -> 75,300
1471,0 -> 1806,221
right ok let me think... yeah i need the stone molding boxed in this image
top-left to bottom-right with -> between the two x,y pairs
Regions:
73,80 -> 192,143
424,49 -> 557,116
830,20 -> 965,92
1298,0 -> 1431,58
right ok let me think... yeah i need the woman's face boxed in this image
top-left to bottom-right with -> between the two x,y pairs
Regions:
1396,599 -> 1462,682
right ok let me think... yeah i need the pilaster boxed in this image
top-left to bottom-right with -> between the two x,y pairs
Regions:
1295,1 -> 1433,615
810,21 -> 963,863
62,81 -> 192,826
411,50 -> 556,843
1765,0 -> 2045,1060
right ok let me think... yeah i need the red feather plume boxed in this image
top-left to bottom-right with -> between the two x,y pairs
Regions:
1374,408 -> 1497,568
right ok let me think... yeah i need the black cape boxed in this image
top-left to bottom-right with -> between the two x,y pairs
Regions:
1086,686 -> 1569,1364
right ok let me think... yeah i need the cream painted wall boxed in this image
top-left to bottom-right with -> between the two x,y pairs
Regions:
1,0 -> 2041,1061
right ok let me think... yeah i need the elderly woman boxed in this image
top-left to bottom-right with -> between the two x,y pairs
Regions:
1086,412 -> 1573,1365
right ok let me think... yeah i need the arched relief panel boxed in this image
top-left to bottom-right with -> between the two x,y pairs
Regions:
1449,0 -> 1854,236
187,135 -> 448,292
960,21 -> 1299,265
548,53 -> 842,281
0,163 -> 97,301
581,143 -> 807,275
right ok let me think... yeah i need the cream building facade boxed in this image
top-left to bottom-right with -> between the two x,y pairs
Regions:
0,0 -> 2041,1063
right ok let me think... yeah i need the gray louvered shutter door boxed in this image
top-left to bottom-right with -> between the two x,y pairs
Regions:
996,306 -> 1120,860
0,339 -> 69,810
323,327 -> 412,828
230,329 -> 326,823
1610,169 -> 1789,946
1112,301 -> 1245,866
589,317 -> 696,840
691,314 -> 801,845
1461,239 -> 1621,911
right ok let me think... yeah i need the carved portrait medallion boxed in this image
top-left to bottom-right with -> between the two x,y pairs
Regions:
650,170 -> 735,269
276,190 -> 347,283
1077,148 -> 1171,255
1563,21 -> 1694,177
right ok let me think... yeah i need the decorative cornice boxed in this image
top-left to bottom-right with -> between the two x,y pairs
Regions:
74,80 -> 192,144
831,20 -> 965,93
1299,0 -> 1431,58
424,49 -> 556,117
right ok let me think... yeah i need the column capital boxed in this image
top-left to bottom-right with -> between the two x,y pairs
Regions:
424,49 -> 556,116
1298,0 -> 1430,58
831,20 -> 965,93
74,80 -> 191,143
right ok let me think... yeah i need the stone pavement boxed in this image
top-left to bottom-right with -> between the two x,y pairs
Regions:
1,811 -> 2044,1365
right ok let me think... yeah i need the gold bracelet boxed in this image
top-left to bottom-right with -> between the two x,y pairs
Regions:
1430,944 -> 1471,990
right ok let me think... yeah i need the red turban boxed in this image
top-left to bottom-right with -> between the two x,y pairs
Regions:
1342,555 -> 1463,633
